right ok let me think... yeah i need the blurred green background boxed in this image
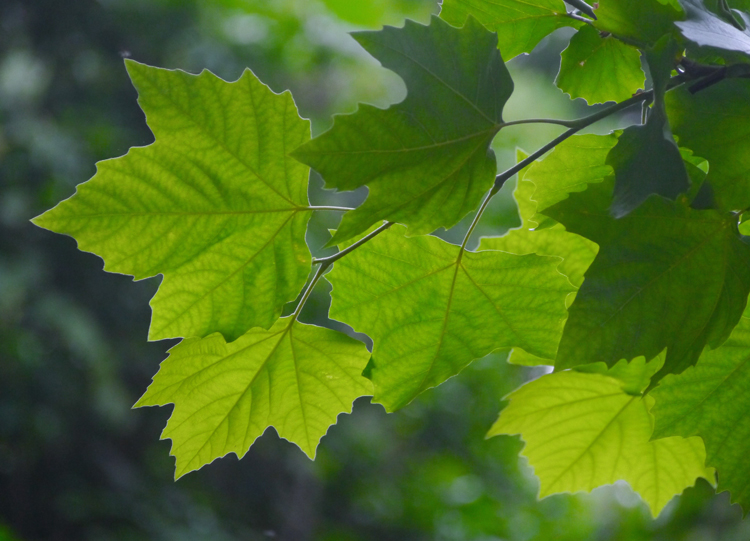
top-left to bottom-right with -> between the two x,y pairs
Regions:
1,0 -> 748,539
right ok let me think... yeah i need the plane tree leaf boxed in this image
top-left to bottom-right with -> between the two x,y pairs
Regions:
608,36 -> 689,217
652,311 -> 750,511
327,225 -> 573,411
556,25 -> 646,105
32,61 -> 313,342
488,361 -> 712,517
292,16 -> 514,245
676,0 -> 750,62
666,79 -> 750,212
135,318 -> 373,478
546,179 -> 750,384
439,0 -> 584,60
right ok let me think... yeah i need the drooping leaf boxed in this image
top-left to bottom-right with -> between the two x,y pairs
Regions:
32,61 -> 312,342
292,16 -> 514,245
666,79 -> 750,212
439,0 -> 584,60
328,225 -> 573,411
608,36 -> 689,217
135,318 -> 372,478
676,0 -> 750,61
547,179 -> 750,384
652,311 -> 750,511
488,361 -> 712,517
594,0 -> 682,46
556,25 -> 646,105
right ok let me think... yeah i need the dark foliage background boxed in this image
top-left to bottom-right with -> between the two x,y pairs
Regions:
1,1 -> 748,539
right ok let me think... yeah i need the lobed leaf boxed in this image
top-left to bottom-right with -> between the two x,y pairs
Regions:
489,362 -> 713,517
439,0 -> 584,60
328,225 -> 573,411
293,16 -> 514,245
33,61 -> 313,342
136,318 -> 372,478
556,25 -> 645,105
652,311 -> 750,511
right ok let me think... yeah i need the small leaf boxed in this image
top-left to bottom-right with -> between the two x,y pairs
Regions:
33,61 -> 312,342
609,35 -> 689,217
666,79 -> 750,212
547,179 -> 750,384
488,362 -> 712,517
652,311 -> 750,512
556,25 -> 646,105
136,318 -> 372,478
293,16 -> 514,245
676,0 -> 750,61
328,225 -> 573,411
439,0 -> 584,59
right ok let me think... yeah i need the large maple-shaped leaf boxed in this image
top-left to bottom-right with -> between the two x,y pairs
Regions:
328,225 -> 573,411
652,310 -> 750,511
439,0 -> 584,60
292,16 -> 513,245
489,361 -> 712,517
136,318 -> 372,478
546,179 -> 750,383
676,0 -> 750,61
556,25 -> 645,105
608,36 -> 689,217
33,61 -> 313,342
666,80 -> 750,212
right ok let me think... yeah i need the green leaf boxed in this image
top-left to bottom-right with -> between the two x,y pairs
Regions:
594,0 -> 682,46
135,318 -> 372,478
292,16 -> 514,245
439,0 -> 584,60
488,362 -> 712,517
608,36 -> 689,217
32,61 -> 312,342
328,225 -> 574,411
666,79 -> 750,212
547,180 -> 750,383
676,0 -> 750,61
652,311 -> 750,510
556,25 -> 646,105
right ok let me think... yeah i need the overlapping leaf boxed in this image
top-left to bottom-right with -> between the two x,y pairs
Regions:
489,360 -> 712,516
652,310 -> 750,511
33,61 -> 312,341
439,0 -> 584,59
608,36 -> 689,217
328,225 -> 573,411
136,318 -> 372,478
594,0 -> 682,45
676,0 -> 750,61
667,79 -> 750,212
556,25 -> 645,104
547,179 -> 750,383
293,16 -> 514,245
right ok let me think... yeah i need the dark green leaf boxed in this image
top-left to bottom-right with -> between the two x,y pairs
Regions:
676,0 -> 750,61
293,16 -> 514,245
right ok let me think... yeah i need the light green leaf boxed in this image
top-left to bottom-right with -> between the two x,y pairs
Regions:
328,225 -> 573,411
32,61 -> 312,342
546,179 -> 750,384
489,363 -> 712,517
135,318 -> 372,478
666,79 -> 750,212
594,0 -> 682,46
652,311 -> 750,511
439,0 -> 584,60
556,25 -> 646,105
292,16 -> 514,245
609,36 -> 689,217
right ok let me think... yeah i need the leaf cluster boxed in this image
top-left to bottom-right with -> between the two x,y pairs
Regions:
33,0 -> 750,519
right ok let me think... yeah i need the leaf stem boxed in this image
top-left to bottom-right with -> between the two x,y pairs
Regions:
307,206 -> 354,212
291,221 -> 393,321
500,118 -> 580,128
